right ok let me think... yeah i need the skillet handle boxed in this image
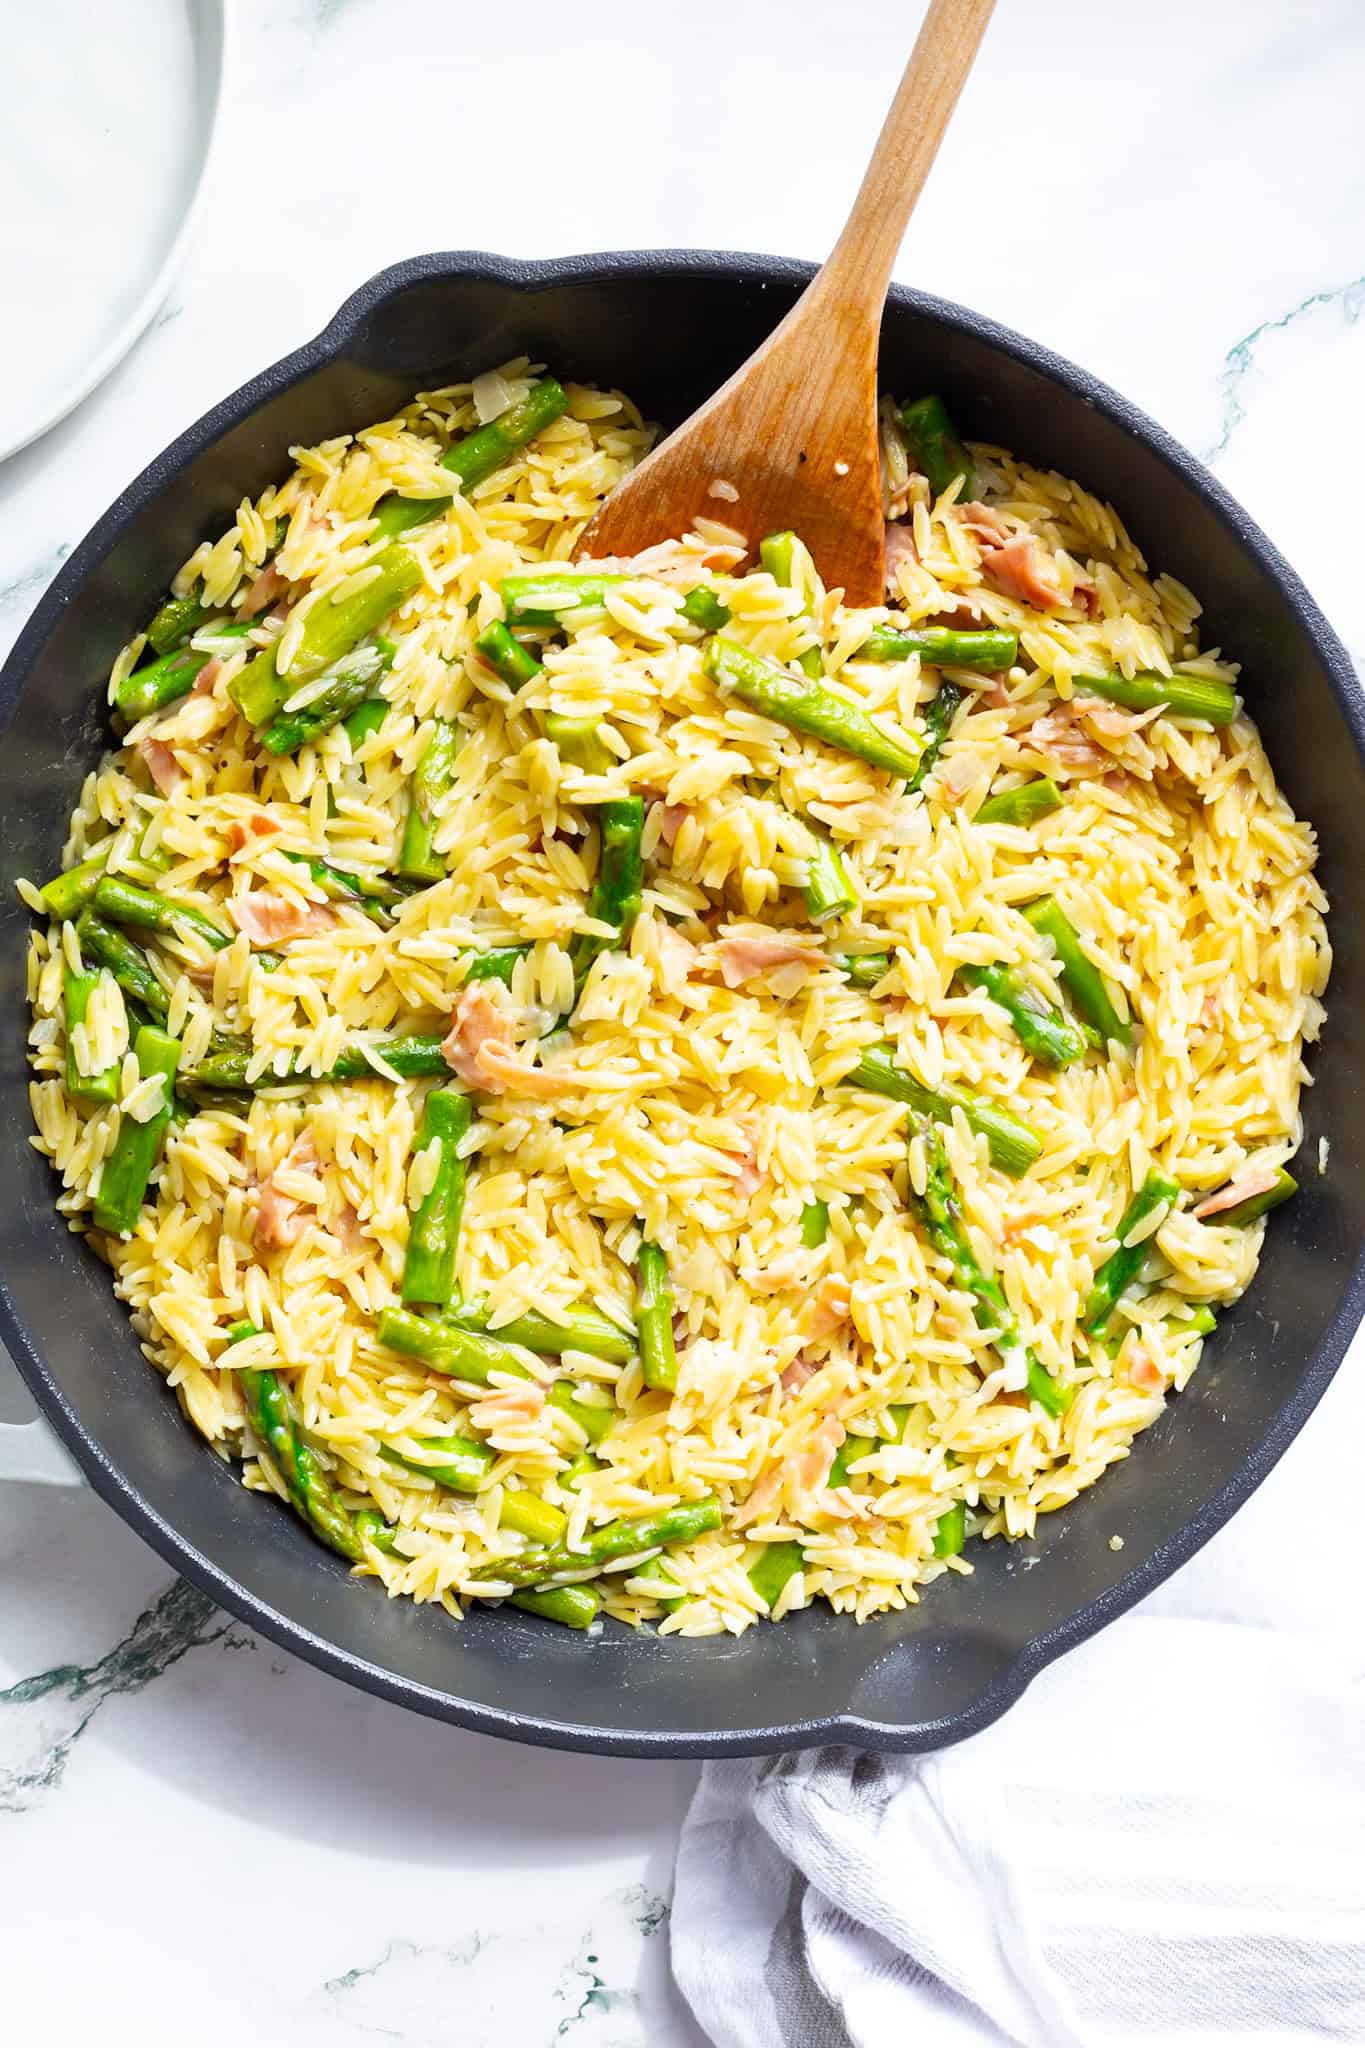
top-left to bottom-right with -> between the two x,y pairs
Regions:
0,1418 -> 85,1486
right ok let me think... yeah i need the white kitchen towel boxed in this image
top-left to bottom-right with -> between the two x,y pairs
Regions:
672,1615 -> 1365,2047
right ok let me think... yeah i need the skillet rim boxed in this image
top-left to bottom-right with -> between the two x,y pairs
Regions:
2,246 -> 1361,1756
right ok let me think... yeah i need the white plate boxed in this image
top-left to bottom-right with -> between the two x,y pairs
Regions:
0,0 -> 226,460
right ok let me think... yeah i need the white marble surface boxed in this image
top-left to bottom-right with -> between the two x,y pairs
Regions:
2,1 -> 1363,2041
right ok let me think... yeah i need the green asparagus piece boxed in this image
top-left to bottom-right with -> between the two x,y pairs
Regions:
341,696 -> 389,750
908,680 -> 966,794
500,1490 -> 568,1546
910,1125 -> 1071,1417
93,875 -> 230,953
76,913 -> 170,1024
543,711 -> 614,774
705,639 -> 922,780
800,1199 -> 830,1248
115,624 -> 251,724
398,719 -> 461,881
548,1380 -> 616,1445
680,585 -> 732,632
1023,898 -> 1131,1048
475,620 -> 543,690
241,1367 -> 391,1563
401,1088 -> 472,1306
371,379 -> 570,539
448,1301 -> 635,1365
474,1499 -> 723,1587
279,850 -> 397,924
635,1242 -> 678,1392
561,1450 -> 604,1490
933,1501 -> 967,1558
760,530 -> 823,679
40,844 -> 113,920
899,395 -> 975,500
861,624 -> 1017,670
1169,1305 -> 1218,1338
225,1319 -> 263,1344
887,1403 -> 914,1443
92,1025 -> 181,1234
843,1042 -> 1043,1177
836,951 -> 891,989
1204,1167 -> 1297,1228
382,1432 -> 494,1493
376,1306 -> 534,1385
804,832 -> 857,923
748,1540 -> 806,1611
258,642 -> 394,755
145,593 -> 215,656
462,945 -> 531,987
353,1510 -> 400,1555
569,797 -> 644,992
184,1032 -> 450,1091
630,1555 -> 686,1604
1072,670 -> 1237,726
975,778 -> 1063,828
1083,1171 -> 1182,1333
959,962 -> 1088,1068
63,968 -> 120,1104
509,1584 -> 600,1628
500,570 -> 629,626
827,1435 -> 863,1488
231,546 -> 420,728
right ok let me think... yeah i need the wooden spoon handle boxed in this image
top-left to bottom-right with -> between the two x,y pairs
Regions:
819,0 -> 998,310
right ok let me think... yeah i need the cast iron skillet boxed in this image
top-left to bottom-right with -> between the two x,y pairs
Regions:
2,251 -> 1362,1757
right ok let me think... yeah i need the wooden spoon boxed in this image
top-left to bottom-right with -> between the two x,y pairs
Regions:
575,0 -> 997,605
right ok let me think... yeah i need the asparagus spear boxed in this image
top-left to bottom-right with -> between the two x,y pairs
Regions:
115,623 -> 252,723
145,593 -> 215,656
462,945 -> 531,988
748,1540 -> 805,1611
473,1499 -> 723,1587
1204,1167 -> 1297,1228
92,1025 -> 181,1234
635,1242 -> 678,1391
959,962 -> 1088,1068
371,379 -> 570,540
899,395 -> 975,500
680,585 -> 732,632
705,639 -> 922,780
1072,670 -> 1237,726
63,968 -> 120,1104
447,1301 -> 635,1365
548,1380 -> 616,1444
561,1450 -> 604,1490
800,1200 -> 830,1248
509,1585 -> 600,1628
93,875 -> 231,953
836,951 -> 891,989
933,1501 -> 967,1557
376,1306 -> 536,1384
630,1555 -> 686,1604
1023,898 -> 1131,1048
225,1318 -> 262,1344
40,844 -> 113,920
843,1042 -> 1043,1178
569,797 -> 644,993
231,545 -> 420,728
397,720 -> 461,882
474,621 -> 543,690
543,712 -> 613,775
401,1088 -> 472,1306
804,832 -> 857,923
258,642 -> 394,755
241,1367 -> 393,1563
909,1125 -> 1071,1417
184,1033 -> 451,1091
382,1432 -> 494,1493
341,697 -> 389,750
76,913 -> 170,1025
500,571 -> 629,626
500,1490 -> 568,1546
861,625 -> 1016,670
760,530 -> 823,679
975,778 -> 1063,827
908,680 -> 965,794
1083,1171 -> 1182,1333
281,850 -> 400,922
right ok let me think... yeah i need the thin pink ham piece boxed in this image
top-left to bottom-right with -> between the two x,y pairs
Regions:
334,1204 -> 366,1252
779,1354 -> 818,1397
469,1382 -> 546,1434
655,802 -> 689,850
254,1138 -> 319,1252
440,983 -> 582,1097
656,922 -> 697,994
884,520 -> 918,595
139,737 -> 185,795
229,892 -> 338,946
192,657 -> 223,697
748,1251 -> 808,1296
238,563 -> 289,620
797,1416 -> 846,1494
1027,705 -> 1111,773
1070,696 -> 1154,741
716,931 -> 825,988
808,1275 -> 852,1338
1128,1347 -> 1165,1397
1193,1168 -> 1281,1220
225,813 -> 282,855
962,503 -> 1068,611
732,1463 -> 784,1531
473,1041 -> 584,1098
